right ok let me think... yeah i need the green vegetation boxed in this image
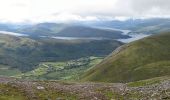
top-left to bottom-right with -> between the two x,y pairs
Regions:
95,86 -> 146,99
0,65 -> 21,76
0,84 -> 27,100
83,32 -> 170,83
33,85 -> 78,100
0,77 -> 169,100
16,56 -> 103,80
127,76 -> 170,87
0,82 -> 77,100
0,34 -> 122,72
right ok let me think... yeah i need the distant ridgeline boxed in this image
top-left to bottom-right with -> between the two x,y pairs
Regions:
16,23 -> 130,39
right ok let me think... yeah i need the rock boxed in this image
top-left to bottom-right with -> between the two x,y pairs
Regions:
37,86 -> 45,90
56,97 -> 65,100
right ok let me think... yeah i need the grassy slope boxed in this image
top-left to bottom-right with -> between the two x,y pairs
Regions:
82,32 -> 170,83
127,76 -> 170,87
0,82 -> 77,100
0,34 -> 41,71
0,83 -> 28,100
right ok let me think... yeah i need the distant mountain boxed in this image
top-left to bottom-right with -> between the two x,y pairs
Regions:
1,18 -> 170,35
0,34 -> 123,71
82,32 -> 170,83
87,18 -> 170,34
126,18 -> 170,34
0,23 -> 32,32
0,23 -> 19,31
16,23 -> 130,39
54,26 -> 128,39
16,23 -> 66,36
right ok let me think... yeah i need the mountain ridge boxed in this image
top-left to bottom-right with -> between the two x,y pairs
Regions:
82,32 -> 170,82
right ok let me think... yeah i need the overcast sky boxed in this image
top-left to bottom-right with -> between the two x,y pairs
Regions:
0,0 -> 170,23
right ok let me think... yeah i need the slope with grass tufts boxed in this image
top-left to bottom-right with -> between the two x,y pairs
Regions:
82,32 -> 170,83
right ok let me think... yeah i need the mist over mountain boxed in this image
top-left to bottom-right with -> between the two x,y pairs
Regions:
0,18 -> 170,37
15,23 -> 130,39
83,18 -> 170,34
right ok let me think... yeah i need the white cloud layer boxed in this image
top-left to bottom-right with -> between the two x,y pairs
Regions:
0,0 -> 169,23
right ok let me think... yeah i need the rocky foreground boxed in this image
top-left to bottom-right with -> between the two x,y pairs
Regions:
0,77 -> 170,100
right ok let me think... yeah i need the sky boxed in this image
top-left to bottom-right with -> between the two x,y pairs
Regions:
0,0 -> 169,23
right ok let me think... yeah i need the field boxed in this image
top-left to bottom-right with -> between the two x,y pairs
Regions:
14,56 -> 103,80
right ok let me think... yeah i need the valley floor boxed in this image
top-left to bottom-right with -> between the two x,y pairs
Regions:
0,76 -> 170,100
0,56 -> 103,81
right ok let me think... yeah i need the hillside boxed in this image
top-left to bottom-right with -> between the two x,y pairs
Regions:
82,32 -> 170,83
54,26 -> 128,39
16,23 -> 130,39
16,57 -> 104,80
0,34 -> 123,73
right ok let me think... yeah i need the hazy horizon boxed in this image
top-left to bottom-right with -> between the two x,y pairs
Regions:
0,0 -> 169,23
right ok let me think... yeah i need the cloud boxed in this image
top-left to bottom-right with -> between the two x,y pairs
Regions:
130,0 -> 170,18
0,0 -> 169,23
29,13 -> 100,23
